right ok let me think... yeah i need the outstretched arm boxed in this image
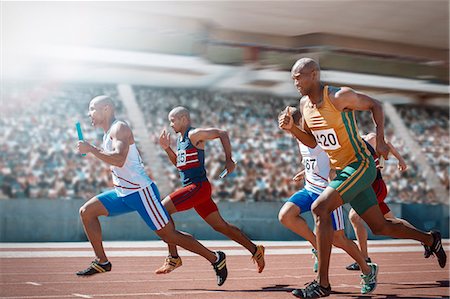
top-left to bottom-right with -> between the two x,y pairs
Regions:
159,129 -> 177,166
190,128 -> 236,174
388,142 -> 408,172
331,87 -> 389,159
77,122 -> 130,167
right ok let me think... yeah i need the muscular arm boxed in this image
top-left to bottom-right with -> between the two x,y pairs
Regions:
387,142 -> 408,171
330,87 -> 389,158
78,122 -> 130,167
190,128 -> 233,159
190,128 -> 236,173
279,101 -> 317,148
164,148 -> 177,166
159,129 -> 177,166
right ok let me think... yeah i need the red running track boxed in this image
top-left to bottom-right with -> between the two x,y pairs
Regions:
0,241 -> 448,299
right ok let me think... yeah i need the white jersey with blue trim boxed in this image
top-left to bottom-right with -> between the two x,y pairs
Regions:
102,121 -> 153,197
298,142 -> 330,195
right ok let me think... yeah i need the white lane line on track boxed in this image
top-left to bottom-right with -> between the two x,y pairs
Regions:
1,269 -> 447,286
1,260 -> 446,278
1,239 -> 448,249
72,294 -> 92,299
4,280 -> 447,299
1,245 -> 449,258
0,296 -> 76,299
25,282 -> 42,286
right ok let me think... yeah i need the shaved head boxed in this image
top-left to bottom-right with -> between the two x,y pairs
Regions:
169,106 -> 190,120
291,58 -> 320,76
90,95 -> 115,111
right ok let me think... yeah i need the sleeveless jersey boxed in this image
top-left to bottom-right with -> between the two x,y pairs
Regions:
102,121 -> 153,197
302,85 -> 371,170
363,140 -> 383,180
299,142 -> 330,194
176,127 -> 207,186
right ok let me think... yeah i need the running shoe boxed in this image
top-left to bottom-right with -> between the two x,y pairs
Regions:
155,255 -> 182,274
76,260 -> 111,276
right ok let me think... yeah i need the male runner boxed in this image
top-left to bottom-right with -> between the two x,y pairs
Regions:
278,107 -> 377,294
279,58 -> 446,298
156,106 -> 265,275
76,96 -> 227,286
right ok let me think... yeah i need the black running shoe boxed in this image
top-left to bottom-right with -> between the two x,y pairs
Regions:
345,257 -> 371,271
212,251 -> 228,286
422,243 -> 433,258
430,231 -> 447,268
76,260 -> 111,276
292,280 -> 331,298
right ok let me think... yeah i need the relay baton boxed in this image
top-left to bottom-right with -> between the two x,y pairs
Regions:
378,156 -> 384,169
219,161 -> 237,179
76,122 -> 86,157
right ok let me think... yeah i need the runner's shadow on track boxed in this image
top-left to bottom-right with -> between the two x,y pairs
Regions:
172,284 -> 294,293
390,280 -> 449,289
377,280 -> 449,290
346,293 -> 449,299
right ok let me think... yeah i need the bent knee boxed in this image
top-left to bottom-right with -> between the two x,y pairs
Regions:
278,210 -> 293,226
370,224 -> 388,236
350,210 -> 363,224
311,203 -> 330,218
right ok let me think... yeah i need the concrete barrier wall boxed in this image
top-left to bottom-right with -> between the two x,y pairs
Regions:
0,199 -> 448,242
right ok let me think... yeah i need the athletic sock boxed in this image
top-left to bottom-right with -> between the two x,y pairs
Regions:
214,251 -> 220,263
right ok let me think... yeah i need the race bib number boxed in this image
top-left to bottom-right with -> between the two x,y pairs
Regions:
177,150 -> 186,167
303,157 -> 317,174
312,129 -> 341,150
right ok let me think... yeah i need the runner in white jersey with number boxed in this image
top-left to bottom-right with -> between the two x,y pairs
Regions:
75,96 -> 228,285
278,107 -> 375,287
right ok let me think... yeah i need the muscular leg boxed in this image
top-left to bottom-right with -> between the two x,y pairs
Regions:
161,196 -> 180,257
349,208 -> 369,259
384,211 -> 416,229
155,221 -> 216,263
360,203 -> 433,246
332,230 -> 370,274
311,187 -> 344,287
79,197 -> 109,263
204,211 -> 257,254
278,202 -> 317,248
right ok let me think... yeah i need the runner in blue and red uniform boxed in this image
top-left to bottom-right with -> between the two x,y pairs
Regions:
156,106 -> 265,281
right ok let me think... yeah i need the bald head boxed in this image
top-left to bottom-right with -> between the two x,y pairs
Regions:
169,106 -> 190,121
90,95 -> 115,111
291,58 -> 320,76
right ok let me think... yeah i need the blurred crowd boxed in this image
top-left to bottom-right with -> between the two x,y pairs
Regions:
135,87 -> 448,205
1,84 -> 447,205
0,83 -> 127,200
396,104 -> 449,193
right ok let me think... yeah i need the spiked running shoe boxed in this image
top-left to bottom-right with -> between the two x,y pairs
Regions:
155,255 -> 182,274
430,231 -> 447,268
312,248 -> 318,273
252,245 -> 266,273
423,243 -> 433,258
76,260 -> 111,276
346,257 -> 372,271
360,262 -> 378,294
292,280 -> 331,298
212,251 -> 228,286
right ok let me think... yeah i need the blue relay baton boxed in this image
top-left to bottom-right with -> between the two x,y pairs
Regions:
76,122 -> 86,157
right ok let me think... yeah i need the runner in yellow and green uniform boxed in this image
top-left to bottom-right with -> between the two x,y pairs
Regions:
279,58 -> 446,299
